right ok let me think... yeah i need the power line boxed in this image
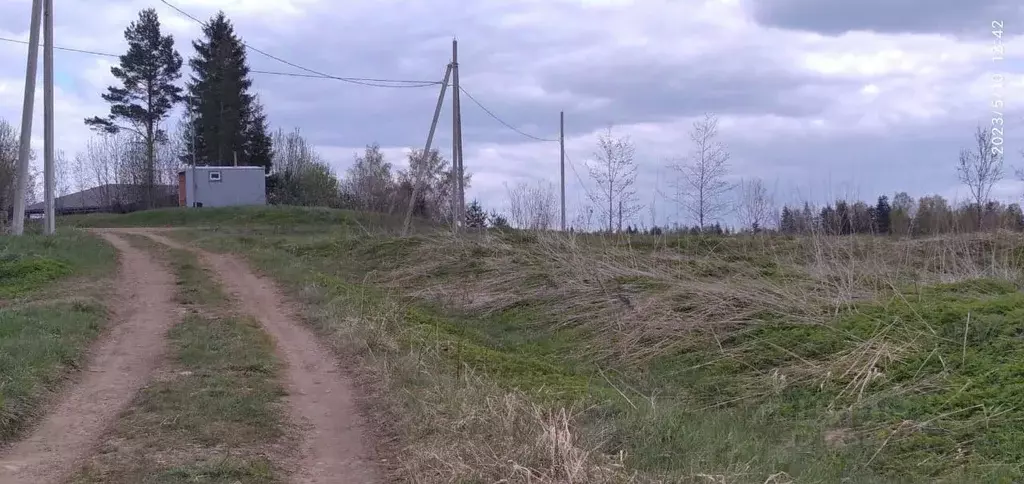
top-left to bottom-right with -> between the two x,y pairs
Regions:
458,85 -> 558,142
156,0 -> 437,88
0,35 -> 438,87
0,36 -> 117,57
564,152 -> 595,201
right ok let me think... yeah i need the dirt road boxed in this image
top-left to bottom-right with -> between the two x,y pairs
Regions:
0,232 -> 178,483
128,229 -> 379,483
0,229 -> 377,483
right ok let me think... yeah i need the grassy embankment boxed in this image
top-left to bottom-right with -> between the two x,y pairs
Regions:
73,234 -> 288,483
0,229 -> 117,443
72,206 -> 1024,483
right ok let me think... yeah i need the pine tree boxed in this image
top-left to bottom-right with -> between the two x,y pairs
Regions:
184,12 -> 270,169
85,8 -> 183,208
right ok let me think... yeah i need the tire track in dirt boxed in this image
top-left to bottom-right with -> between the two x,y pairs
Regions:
127,229 -> 380,484
0,232 -> 178,484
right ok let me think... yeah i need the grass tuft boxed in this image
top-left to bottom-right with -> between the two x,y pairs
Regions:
0,230 -> 117,443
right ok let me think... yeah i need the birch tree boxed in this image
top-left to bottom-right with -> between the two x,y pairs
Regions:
586,126 -> 641,232
669,113 -> 731,230
957,125 -> 1002,230
737,177 -> 774,232
505,180 -> 557,230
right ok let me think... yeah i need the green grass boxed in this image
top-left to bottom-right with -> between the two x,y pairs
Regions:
0,230 -> 117,442
87,208 -> 1024,482
0,230 -> 116,299
155,458 -> 276,484
62,205 -> 436,233
73,240 -> 285,484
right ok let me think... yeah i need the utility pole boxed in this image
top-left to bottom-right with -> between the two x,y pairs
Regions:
11,0 -> 43,236
42,0 -> 55,235
451,38 -> 464,231
402,63 -> 452,237
618,200 -> 623,233
450,40 -> 459,232
560,111 -> 565,231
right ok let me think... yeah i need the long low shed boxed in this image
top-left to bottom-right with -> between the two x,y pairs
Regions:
178,166 -> 267,208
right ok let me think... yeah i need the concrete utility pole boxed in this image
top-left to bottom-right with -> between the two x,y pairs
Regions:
12,0 -> 44,236
560,111 -> 565,231
43,0 -> 55,235
402,63 -> 452,237
451,38 -> 464,231
450,40 -> 459,232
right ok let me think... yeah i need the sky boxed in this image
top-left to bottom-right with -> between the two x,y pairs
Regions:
1,0 -> 1024,228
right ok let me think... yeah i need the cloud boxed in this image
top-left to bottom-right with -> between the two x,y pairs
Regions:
0,0 -> 1022,230
747,0 -> 1023,37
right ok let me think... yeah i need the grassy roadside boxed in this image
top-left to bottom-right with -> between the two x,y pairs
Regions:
0,230 -> 117,443
72,234 -> 287,484
171,227 -> 641,482
62,205 -> 436,234
172,226 -> 1024,483
82,207 -> 1024,482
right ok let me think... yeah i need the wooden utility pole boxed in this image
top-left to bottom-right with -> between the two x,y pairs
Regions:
42,0 -> 55,235
402,63 -> 452,236
560,111 -> 565,231
11,0 -> 43,236
451,38 -> 464,231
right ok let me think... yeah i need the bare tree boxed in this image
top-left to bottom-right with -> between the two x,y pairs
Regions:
394,148 -> 470,224
957,125 -> 1003,229
669,113 -> 731,230
736,177 -> 774,232
267,128 -> 342,207
343,143 -> 394,213
156,119 -> 184,187
0,119 -> 41,228
505,180 -> 557,230
74,132 -> 145,207
0,119 -> 19,228
586,126 -> 641,232
54,150 -> 72,211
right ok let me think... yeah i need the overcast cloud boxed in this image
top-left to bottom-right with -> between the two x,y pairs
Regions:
1,0 -> 1023,228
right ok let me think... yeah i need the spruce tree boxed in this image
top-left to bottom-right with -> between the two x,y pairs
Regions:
780,206 -> 794,234
875,195 -> 892,235
184,11 -> 271,169
243,98 -> 273,172
465,200 -> 487,228
85,8 -> 183,208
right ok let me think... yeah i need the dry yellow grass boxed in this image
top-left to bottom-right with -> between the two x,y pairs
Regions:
174,220 -> 1024,483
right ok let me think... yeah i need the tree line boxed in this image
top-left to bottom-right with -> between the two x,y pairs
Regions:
0,8 -> 1019,236
81,8 -> 467,222
0,8 -> 469,227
